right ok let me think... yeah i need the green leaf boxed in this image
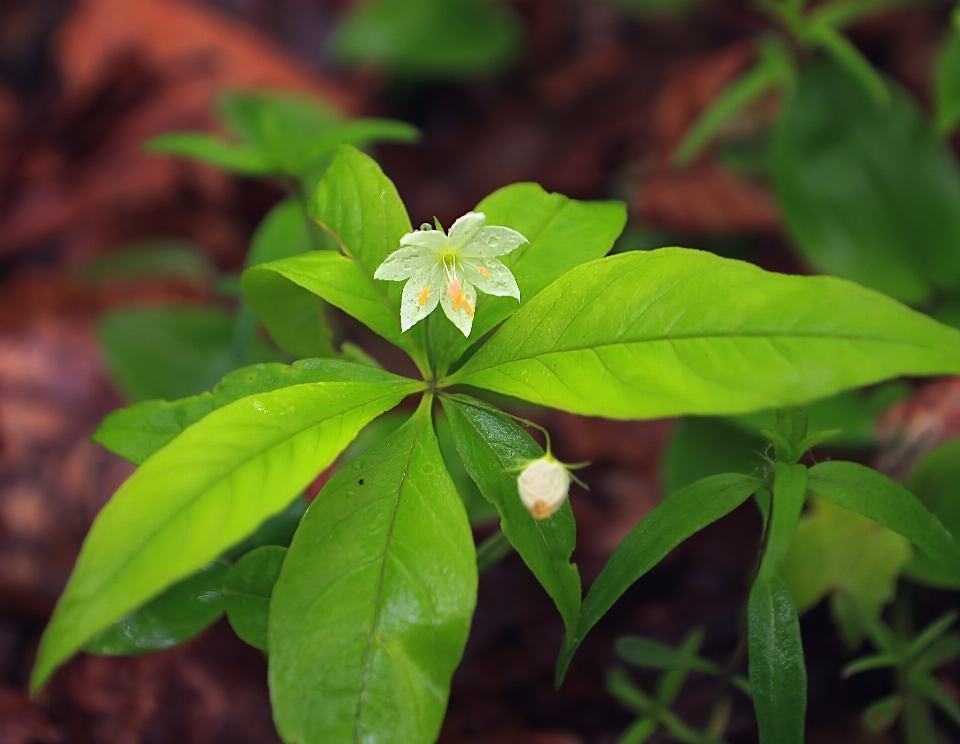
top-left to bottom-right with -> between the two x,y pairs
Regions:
475,530 -> 515,574
748,575 -> 806,744
915,633 -> 960,672
863,694 -> 903,734
332,0 -> 521,78
224,496 -> 306,559
247,197 -> 319,268
907,612 -> 958,660
606,667 -> 656,714
615,635 -> 720,674
656,629 -> 706,705
557,473 -> 761,684
936,15 -> 960,136
223,546 -> 287,651
83,561 -> 229,655
217,90 -> 340,153
434,404 -> 498,524
617,718 -> 656,744
779,497 -> 911,646
808,28 -> 889,105
98,307 -> 285,402
908,670 -> 960,726
843,653 -> 899,677
268,399 -> 477,744
92,359 -> 408,465
449,249 -> 960,419
430,183 -> 627,375
662,417 -> 766,494
440,394 -> 581,634
32,377 -> 418,691
774,58 -> 960,304
808,461 -> 960,583
75,240 -> 213,286
759,463 -> 808,581
674,36 -> 793,166
145,133 -> 273,174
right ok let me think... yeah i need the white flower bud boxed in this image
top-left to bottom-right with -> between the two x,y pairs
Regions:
517,456 -> 570,520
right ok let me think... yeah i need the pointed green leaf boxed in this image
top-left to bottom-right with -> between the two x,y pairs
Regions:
774,59 -> 960,304
83,560 -> 229,655
268,399 -> 477,744
842,653 -> 899,677
748,575 -> 806,744
863,694 -> 903,734
145,133 -> 273,174
907,612 -> 958,661
430,184 -> 626,374
615,635 -> 719,675
32,378 -> 418,691
557,473 -> 760,684
915,633 -> 960,672
440,394 -> 581,635
223,546 -> 287,651
808,461 -> 960,583
450,249 -> 960,419
93,360 -> 411,465
760,463 -> 808,581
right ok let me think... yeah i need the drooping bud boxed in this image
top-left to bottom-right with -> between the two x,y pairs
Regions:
517,456 -> 570,520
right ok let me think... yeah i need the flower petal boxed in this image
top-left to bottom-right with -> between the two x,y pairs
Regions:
440,276 -> 477,337
400,266 -> 443,332
461,257 -> 520,300
447,212 -> 486,249
374,246 -> 437,281
400,229 -> 448,253
461,226 -> 528,258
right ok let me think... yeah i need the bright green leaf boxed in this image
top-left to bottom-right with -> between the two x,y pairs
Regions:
774,59 -> 960,304
748,575 -> 806,744
450,249 -> 960,419
430,183 -> 627,374
808,461 -> 960,584
441,394 -> 580,634
223,546 -> 287,651
268,399 -> 476,744
557,473 -> 761,684
224,497 -> 306,559
32,378 -> 418,691
332,0 -> 521,78
83,561 -> 229,655
759,463 -> 808,581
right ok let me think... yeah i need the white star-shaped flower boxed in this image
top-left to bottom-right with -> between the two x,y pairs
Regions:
373,212 -> 527,337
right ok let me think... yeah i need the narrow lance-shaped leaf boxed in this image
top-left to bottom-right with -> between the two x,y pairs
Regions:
807,461 -> 960,583
759,463 -> 808,581
32,377 -> 419,691
144,133 -> 273,175
429,184 -> 626,374
557,473 -> 761,685
268,397 -> 477,744
450,249 -> 960,420
440,394 -> 581,635
93,360 -> 409,465
748,575 -> 806,744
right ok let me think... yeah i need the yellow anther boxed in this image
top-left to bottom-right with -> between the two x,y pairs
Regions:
478,266 -> 490,277
419,287 -> 430,306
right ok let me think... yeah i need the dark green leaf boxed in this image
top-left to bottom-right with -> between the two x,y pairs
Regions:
907,612 -> 958,661
842,653 -> 899,677
450,249 -> 960,419
75,240 -> 213,285
557,473 -> 760,684
33,377 -> 418,691
808,461 -> 960,583
144,133 -> 273,174
936,16 -> 960,136
915,633 -> 960,672
908,670 -> 960,726
656,629 -> 706,706
435,405 -> 498,524
863,694 -> 903,734
98,307 -> 284,402
332,0 -> 521,78
441,394 -> 580,634
224,496 -> 306,559
83,561 -> 228,655
268,400 -> 476,744
430,183 -> 627,375
662,417 -> 765,494
475,530 -> 515,575
748,575 -> 806,744
223,546 -> 287,651
93,360 -> 409,465
615,635 -> 720,675
774,59 -> 960,304
617,718 -> 657,744
808,28 -> 889,105
606,667 -> 656,714
759,463 -> 808,581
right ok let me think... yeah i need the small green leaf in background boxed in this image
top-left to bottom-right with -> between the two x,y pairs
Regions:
98,307 -> 283,402
904,436 -> 960,589
223,546 -> 287,651
268,399 -> 477,744
332,0 -> 522,78
557,473 -> 761,684
84,561 -> 229,655
615,635 -> 720,674
441,394 -> 580,635
936,12 -> 960,136
863,694 -> 903,733
145,133 -> 273,174
430,183 -> 627,375
774,58 -> 960,304
808,461 -> 960,583
748,575 -> 806,744
33,377 -> 417,691
806,27 -> 889,105
662,417 -> 765,494
450,249 -> 960,420
74,240 -> 214,286
779,497 -> 911,647
759,463 -> 808,582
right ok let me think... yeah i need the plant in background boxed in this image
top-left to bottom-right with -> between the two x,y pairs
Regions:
96,89 -> 419,402
29,143 -> 960,744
